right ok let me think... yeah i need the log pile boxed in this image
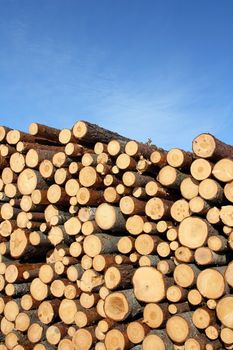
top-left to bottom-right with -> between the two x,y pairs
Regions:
0,121 -> 233,349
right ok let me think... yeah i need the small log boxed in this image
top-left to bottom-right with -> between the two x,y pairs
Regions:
157,165 -> 188,189
168,302 -> 191,315
197,267 -> 228,299
178,217 -> 218,249
126,215 -> 147,235
126,320 -> 150,344
104,265 -> 135,290
75,308 -> 101,328
199,178 -> 224,203
174,263 -> 200,288
104,289 -> 143,321
65,142 -> 84,157
52,152 -> 72,168
166,312 -> 198,344
117,236 -> 135,254
187,289 -> 203,306
175,246 -> 194,263
77,187 -> 104,206
145,197 -> 173,220
79,166 -> 102,188
150,150 -> 168,167
18,168 -> 48,195
135,234 -> 160,255
143,302 -> 169,328
39,159 -> 55,180
194,247 -> 227,266
180,177 -> 199,200
167,148 -> 193,169
206,206 -> 221,225
189,196 -> 211,215
116,153 -> 137,170
171,198 -> 191,222
73,120 -> 129,144
123,171 -> 153,188
192,307 -> 216,329
190,158 -> 213,180
83,234 -> 122,257
192,133 -> 233,159
95,203 -> 125,231
166,285 -> 188,303
94,142 -> 108,155
59,128 -> 77,144
47,184 -> 70,205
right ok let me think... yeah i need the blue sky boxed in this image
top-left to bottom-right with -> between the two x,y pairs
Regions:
0,0 -> 233,150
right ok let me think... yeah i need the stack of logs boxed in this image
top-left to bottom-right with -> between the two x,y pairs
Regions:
0,121 -> 233,350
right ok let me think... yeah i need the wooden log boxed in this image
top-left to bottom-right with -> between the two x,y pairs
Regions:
75,308 -> 101,328
80,292 -> 100,309
150,150 -> 168,167
39,160 -> 55,180
1,167 -> 17,184
52,152 -> 72,168
0,126 -> 11,142
78,207 -> 96,222
166,313 -> 198,344
180,176 -> 199,200
82,153 -> 98,167
187,289 -> 203,306
135,234 -> 160,255
197,267 -> 228,299
206,206 -> 221,225
167,148 -> 193,169
178,217 -> 218,249
116,153 -> 137,170
73,120 -> 129,144
136,157 -> 155,174
47,184 -> 70,205
192,133 -> 233,159
157,259 -> 175,275
125,215 -> 147,235
1,144 -> 16,158
171,199 -> 191,222
190,158 -> 213,181
133,266 -> 171,303
9,152 -> 25,173
175,246 -> 194,263
29,122 -> 60,141
94,142 -> 108,155
120,196 -> 146,215
220,205 -> 233,227
55,168 -> 72,185
142,330 -> 173,350
220,327 -> 233,345
117,236 -> 135,254
168,302 -> 191,315
126,320 -> 150,344
83,234 -> 122,257
6,129 -> 45,145
104,265 -> 135,290
59,128 -> 77,144
65,142 -> 84,157
77,188 -> 104,206
122,171 -> 153,188
103,174 -> 121,187
104,289 -> 143,321
143,302 -> 169,328
95,203 -> 125,231
194,247 -> 227,266
125,140 -> 155,158
192,307 -> 216,329
174,263 -> 200,288
79,166 -> 102,188
189,196 -> 210,215
18,168 -> 48,195
216,296 -> 233,329
104,187 -> 121,204
157,165 -> 187,189
145,197 -> 173,220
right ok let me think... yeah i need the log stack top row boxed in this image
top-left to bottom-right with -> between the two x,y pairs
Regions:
0,120 -> 233,350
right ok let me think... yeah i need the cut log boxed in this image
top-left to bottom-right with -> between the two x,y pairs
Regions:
187,289 -> 203,306
29,122 -> 60,141
192,307 -> 215,329
197,268 -> 227,299
143,302 -> 169,328
39,160 -> 55,180
157,165 -> 187,189
171,199 -> 191,222
135,234 -> 160,255
180,177 -> 199,200
126,215 -> 147,235
166,313 -> 197,344
95,203 -> 125,231
145,197 -> 173,220
216,296 -> 233,329
126,320 -> 150,344
116,153 -> 137,170
189,196 -> 210,215
18,169 -> 48,195
59,129 -> 76,144
194,247 -> 227,266
150,150 -> 168,167
9,152 -> 25,173
120,196 -> 146,215
178,217 -> 218,249
79,166 -> 102,188
167,148 -> 193,169
192,133 -> 233,159
125,140 -> 155,158
77,188 -> 104,206
104,265 -> 135,290
133,267 -> 170,303
83,234 -> 121,257
190,158 -> 213,180
73,120 -> 129,144
104,289 -> 143,321
174,263 -> 200,288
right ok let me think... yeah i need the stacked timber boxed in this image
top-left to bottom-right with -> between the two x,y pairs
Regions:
0,122 -> 233,349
